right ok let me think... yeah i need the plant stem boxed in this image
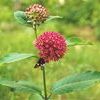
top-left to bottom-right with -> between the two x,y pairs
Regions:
41,66 -> 48,100
11,92 -> 15,100
32,23 -> 48,100
33,24 -> 37,39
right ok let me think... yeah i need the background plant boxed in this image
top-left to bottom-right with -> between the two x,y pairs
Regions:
0,0 -> 100,100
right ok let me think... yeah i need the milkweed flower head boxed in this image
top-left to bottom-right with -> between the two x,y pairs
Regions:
35,32 -> 67,62
25,4 -> 49,25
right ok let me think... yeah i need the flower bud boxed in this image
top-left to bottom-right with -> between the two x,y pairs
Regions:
25,4 -> 49,25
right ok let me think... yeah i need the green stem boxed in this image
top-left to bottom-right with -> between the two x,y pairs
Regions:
41,66 -> 48,100
32,23 -> 48,100
10,92 -> 15,100
33,24 -> 37,39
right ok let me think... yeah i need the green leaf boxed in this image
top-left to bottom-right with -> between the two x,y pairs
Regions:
0,79 -> 42,94
67,37 -> 93,46
46,16 -> 62,21
12,81 -> 42,94
0,53 -> 38,64
14,11 -> 32,26
29,94 -> 43,100
51,71 -> 100,94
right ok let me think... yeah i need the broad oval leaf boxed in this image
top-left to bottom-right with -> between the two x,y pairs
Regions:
46,16 -> 62,21
0,53 -> 38,64
14,11 -> 32,26
12,81 -> 42,94
0,79 -> 41,94
51,71 -> 100,94
67,37 -> 93,46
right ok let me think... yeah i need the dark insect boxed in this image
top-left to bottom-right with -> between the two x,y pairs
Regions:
34,58 -> 45,68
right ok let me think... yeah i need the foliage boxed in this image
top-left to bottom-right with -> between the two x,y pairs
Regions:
51,71 -> 100,94
0,0 -> 100,100
14,11 -> 33,27
0,53 -> 37,64
0,79 -> 42,94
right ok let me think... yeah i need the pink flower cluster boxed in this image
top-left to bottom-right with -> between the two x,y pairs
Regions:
35,32 -> 67,62
25,4 -> 48,25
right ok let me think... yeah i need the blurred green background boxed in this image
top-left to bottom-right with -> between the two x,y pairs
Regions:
0,0 -> 100,100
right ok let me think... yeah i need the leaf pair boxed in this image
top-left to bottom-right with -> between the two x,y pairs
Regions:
0,71 -> 100,96
14,11 -> 62,27
0,37 -> 92,65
